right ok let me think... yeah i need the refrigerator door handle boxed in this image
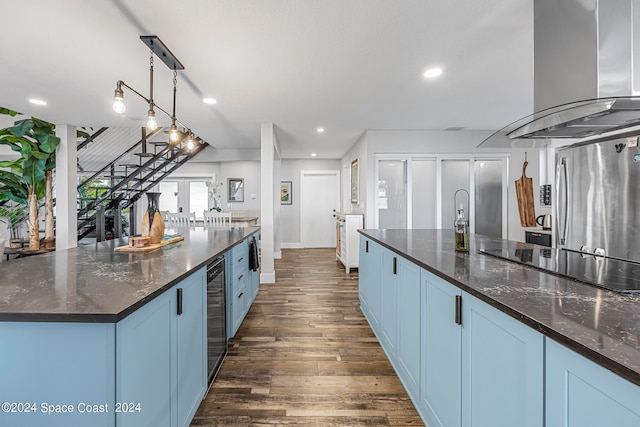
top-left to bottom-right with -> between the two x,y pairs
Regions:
556,157 -> 569,245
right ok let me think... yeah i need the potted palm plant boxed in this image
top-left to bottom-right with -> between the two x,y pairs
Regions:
0,204 -> 26,248
0,113 -> 59,250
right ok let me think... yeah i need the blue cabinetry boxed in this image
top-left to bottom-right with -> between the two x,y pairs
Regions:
176,270 -> 207,427
546,338 -> 640,427
117,267 -> 207,427
360,235 -> 544,427
396,257 -> 421,397
461,292 -> 543,427
0,322 -> 116,427
420,270 -> 462,427
116,287 -> 174,427
379,249 -> 399,356
358,238 -> 381,329
226,231 -> 260,338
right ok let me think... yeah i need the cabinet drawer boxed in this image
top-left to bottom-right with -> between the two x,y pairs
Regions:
231,240 -> 249,267
525,231 -> 551,247
231,273 -> 247,304
231,286 -> 248,332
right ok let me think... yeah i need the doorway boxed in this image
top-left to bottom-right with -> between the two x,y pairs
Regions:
300,170 -> 340,248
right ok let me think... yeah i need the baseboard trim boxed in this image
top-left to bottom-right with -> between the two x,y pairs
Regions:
260,271 -> 276,284
274,250 -> 282,259
281,243 -> 304,249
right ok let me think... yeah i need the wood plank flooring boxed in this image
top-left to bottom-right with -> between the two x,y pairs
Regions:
191,248 -> 424,426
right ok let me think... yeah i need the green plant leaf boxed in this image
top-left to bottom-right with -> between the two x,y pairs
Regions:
8,119 -> 34,137
77,130 -> 92,141
30,151 -> 49,160
0,107 -> 21,117
40,134 -> 60,153
22,157 -> 46,187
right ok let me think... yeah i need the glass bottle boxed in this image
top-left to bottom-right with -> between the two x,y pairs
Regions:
454,204 -> 469,252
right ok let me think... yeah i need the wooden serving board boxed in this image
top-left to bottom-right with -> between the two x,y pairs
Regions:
114,235 -> 184,253
515,160 -> 536,227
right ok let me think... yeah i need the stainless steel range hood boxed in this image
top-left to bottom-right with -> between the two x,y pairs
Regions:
480,0 -> 640,148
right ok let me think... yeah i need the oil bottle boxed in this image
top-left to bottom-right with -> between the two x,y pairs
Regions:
454,204 -> 469,252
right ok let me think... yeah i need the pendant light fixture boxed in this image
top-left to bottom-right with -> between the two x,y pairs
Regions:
168,70 -> 180,146
111,35 -> 208,152
112,81 -> 126,114
146,46 -> 158,131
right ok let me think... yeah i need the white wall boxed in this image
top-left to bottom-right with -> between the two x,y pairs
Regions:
342,130 -> 550,242
340,133 -> 367,214
219,161 -> 261,217
280,159 -> 342,246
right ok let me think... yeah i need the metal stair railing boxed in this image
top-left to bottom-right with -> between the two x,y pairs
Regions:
77,136 -> 209,239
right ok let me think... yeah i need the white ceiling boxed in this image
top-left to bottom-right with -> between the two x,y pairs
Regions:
0,0 -> 534,159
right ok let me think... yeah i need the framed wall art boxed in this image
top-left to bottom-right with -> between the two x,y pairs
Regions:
280,181 -> 292,205
228,178 -> 244,202
350,159 -> 359,204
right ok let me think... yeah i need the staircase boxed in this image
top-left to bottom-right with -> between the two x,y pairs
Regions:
76,127 -> 208,241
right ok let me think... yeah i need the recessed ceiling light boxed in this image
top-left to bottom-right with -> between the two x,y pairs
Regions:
317,127 -> 325,133
29,98 -> 47,106
203,98 -> 217,105
311,153 -> 317,157
423,68 -> 443,78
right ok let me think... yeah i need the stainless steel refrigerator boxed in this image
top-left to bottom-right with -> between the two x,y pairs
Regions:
555,136 -> 640,263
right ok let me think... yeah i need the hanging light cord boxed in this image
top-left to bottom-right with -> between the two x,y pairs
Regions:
172,70 -> 177,124
149,49 -> 154,108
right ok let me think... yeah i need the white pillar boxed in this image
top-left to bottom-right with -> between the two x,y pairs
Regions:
55,124 -> 77,250
260,123 -> 276,283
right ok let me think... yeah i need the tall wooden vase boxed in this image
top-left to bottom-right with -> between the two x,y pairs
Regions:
141,192 -> 165,244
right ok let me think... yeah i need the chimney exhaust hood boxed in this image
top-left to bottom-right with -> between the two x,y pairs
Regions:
480,0 -> 640,148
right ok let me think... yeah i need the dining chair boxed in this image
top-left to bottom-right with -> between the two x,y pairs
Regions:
166,212 -> 196,228
203,211 -> 231,227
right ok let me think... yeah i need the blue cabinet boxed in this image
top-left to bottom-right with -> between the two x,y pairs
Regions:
0,322 -> 116,427
379,249 -> 399,356
226,231 -> 260,338
461,292 -> 543,427
116,268 -> 207,427
420,269 -> 462,427
360,237 -> 544,427
358,236 -> 421,402
358,238 -> 381,329
546,338 -> 640,427
176,270 -> 207,427
396,257 -> 421,397
116,288 -> 174,427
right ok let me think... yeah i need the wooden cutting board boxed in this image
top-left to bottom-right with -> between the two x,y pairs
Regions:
515,160 -> 536,227
114,235 -> 184,253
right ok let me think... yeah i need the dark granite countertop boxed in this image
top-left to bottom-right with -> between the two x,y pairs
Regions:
359,229 -> 640,387
0,227 -> 259,323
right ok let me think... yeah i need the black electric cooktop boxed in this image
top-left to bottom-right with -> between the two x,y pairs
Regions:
479,245 -> 640,294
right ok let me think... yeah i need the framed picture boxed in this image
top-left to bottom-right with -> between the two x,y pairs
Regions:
228,178 -> 244,202
350,159 -> 359,204
280,181 -> 292,205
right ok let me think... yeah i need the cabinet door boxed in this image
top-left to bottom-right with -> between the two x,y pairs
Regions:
117,290 -> 174,427
420,270 -> 462,427
396,257 -> 421,397
379,249 -> 398,357
176,269 -> 207,427
461,293 -> 543,427
359,238 -> 382,330
546,338 -> 640,427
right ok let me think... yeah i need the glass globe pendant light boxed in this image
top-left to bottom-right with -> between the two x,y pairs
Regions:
145,47 -> 158,131
112,81 -> 126,114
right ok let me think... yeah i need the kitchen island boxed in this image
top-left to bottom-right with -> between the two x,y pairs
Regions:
359,229 -> 640,427
0,226 -> 259,427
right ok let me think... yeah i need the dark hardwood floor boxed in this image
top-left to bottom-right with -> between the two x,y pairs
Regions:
192,248 -> 424,426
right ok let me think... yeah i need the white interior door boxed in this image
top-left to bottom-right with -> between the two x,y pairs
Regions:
301,170 -> 340,248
